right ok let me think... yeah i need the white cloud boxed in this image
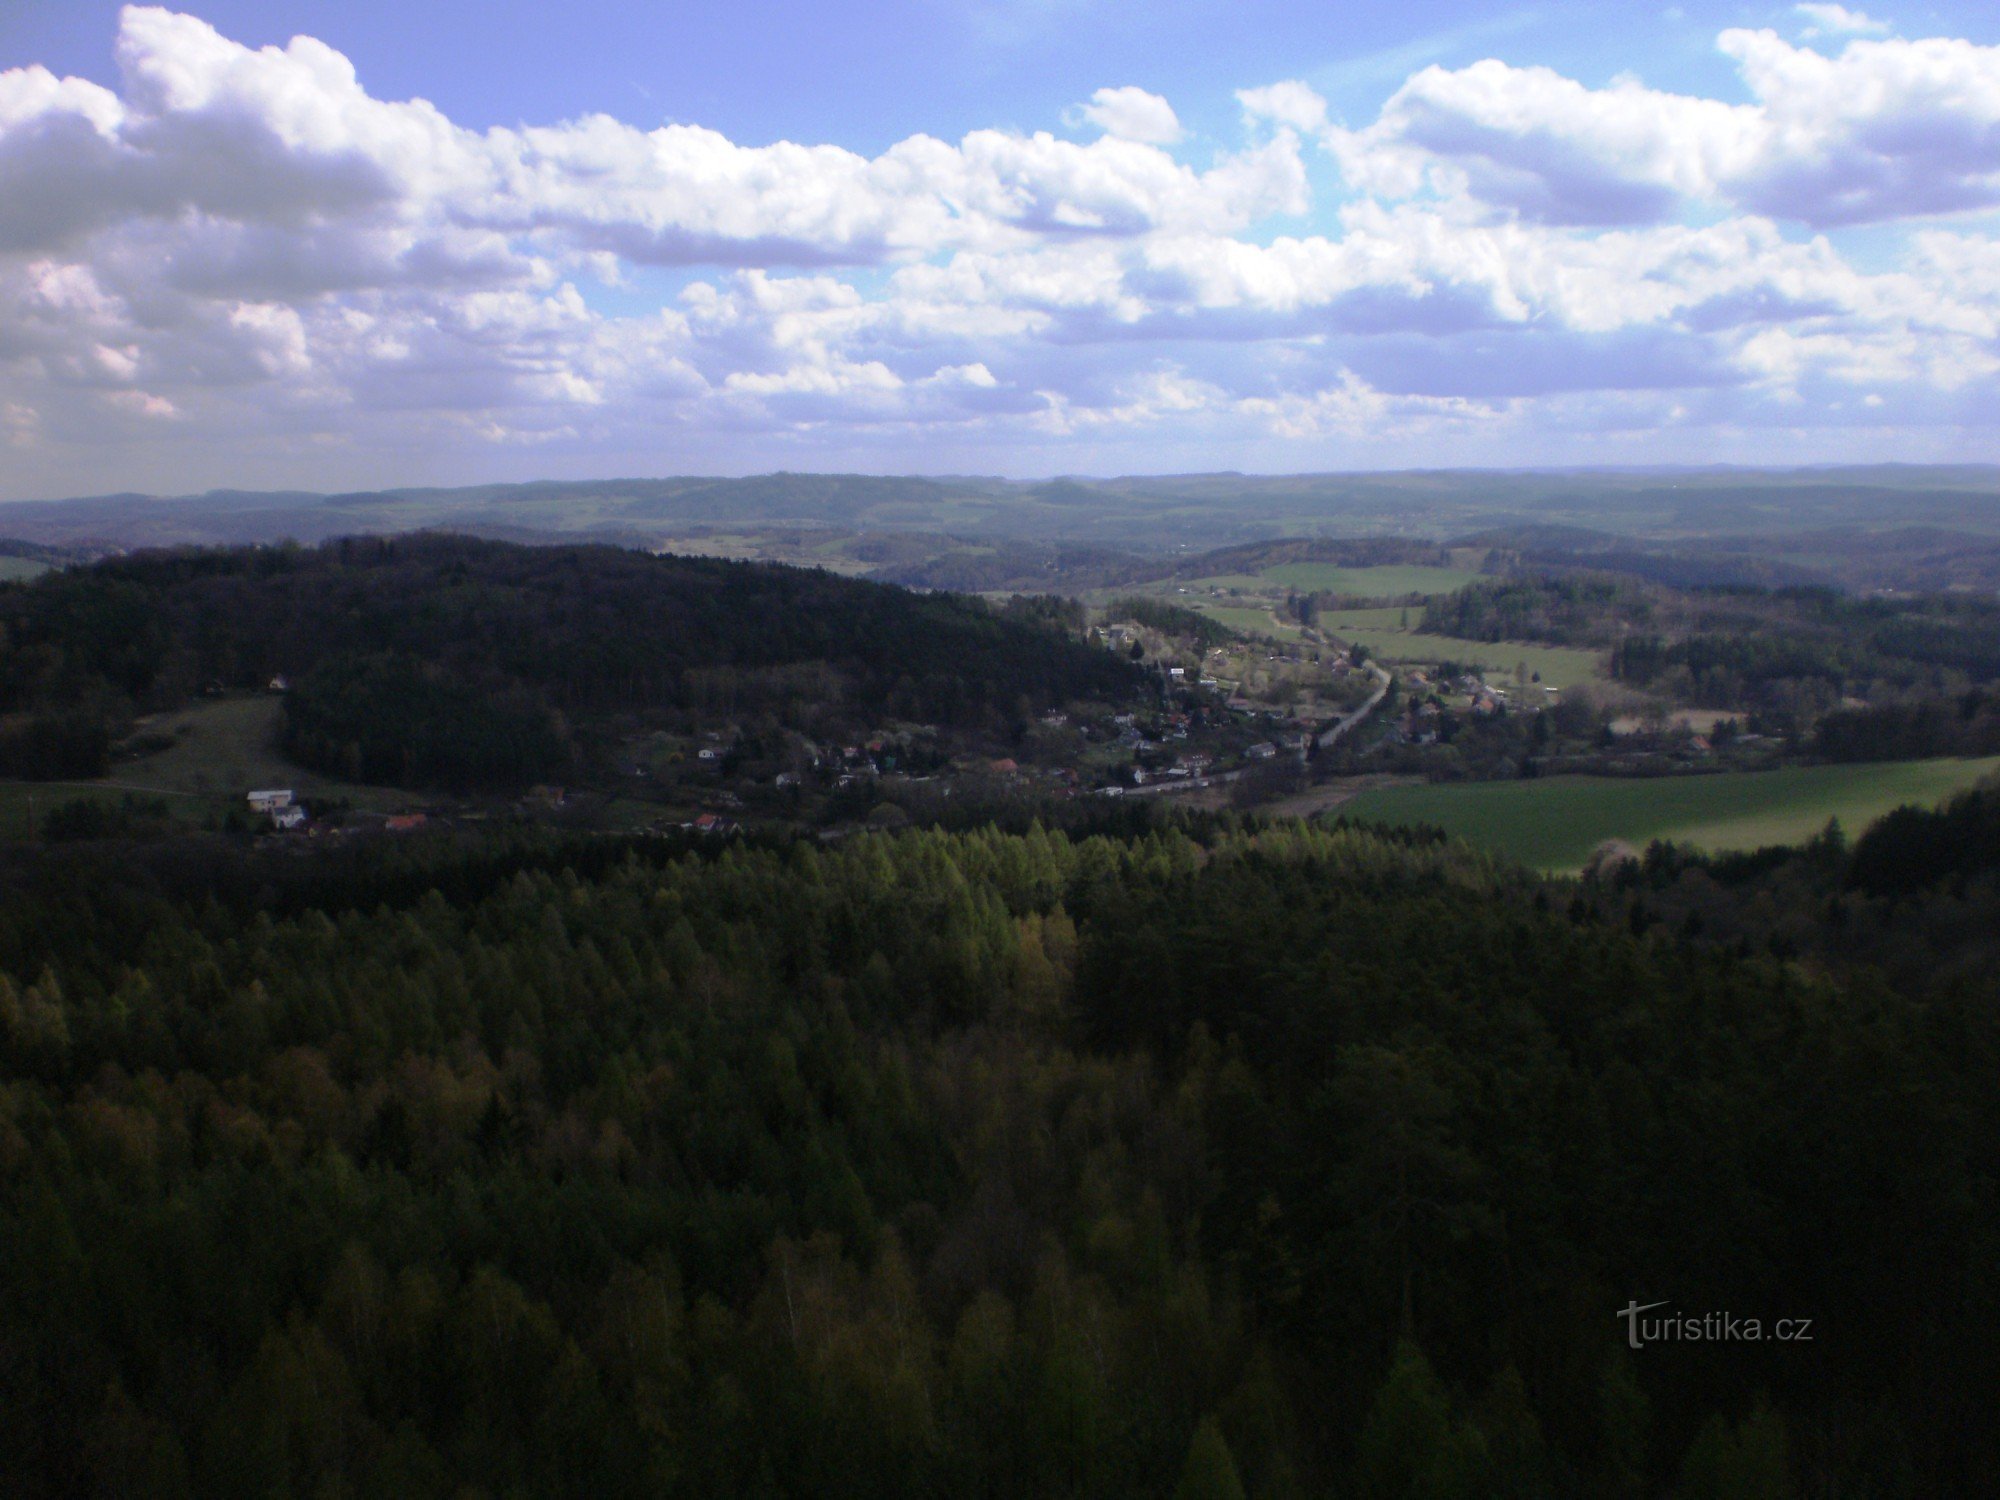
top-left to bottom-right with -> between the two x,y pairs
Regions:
0,7 -> 1996,492
1795,4 -> 1890,37
1074,86 -> 1183,145
1237,81 -> 1329,137
1319,29 -> 2000,228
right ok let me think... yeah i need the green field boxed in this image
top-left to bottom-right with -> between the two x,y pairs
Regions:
1258,562 -> 1486,596
0,556 -> 50,581
118,698 -> 424,807
1342,757 -> 2000,871
1,696 -> 424,838
1190,601 -> 1300,638
1318,609 -> 1605,689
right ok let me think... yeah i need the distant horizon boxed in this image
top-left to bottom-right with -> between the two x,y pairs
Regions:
13,459 -> 2000,512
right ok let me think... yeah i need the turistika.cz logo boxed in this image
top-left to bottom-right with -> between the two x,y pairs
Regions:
1617,1301 -> 1815,1350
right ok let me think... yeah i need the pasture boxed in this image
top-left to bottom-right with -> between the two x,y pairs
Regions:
1339,757 -> 2000,872
1317,608 -> 1606,689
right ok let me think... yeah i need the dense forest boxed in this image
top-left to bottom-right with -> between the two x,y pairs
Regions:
1420,576 -> 2000,732
1107,596 -> 1235,648
0,809 -> 1992,1496
0,537 -> 1144,788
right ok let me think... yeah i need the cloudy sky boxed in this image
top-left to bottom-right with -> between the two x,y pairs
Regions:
2,1 -> 1999,498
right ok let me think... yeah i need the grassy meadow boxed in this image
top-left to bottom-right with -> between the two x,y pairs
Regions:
1,696 -> 425,839
1318,607 -> 1607,689
1340,757 -> 2000,871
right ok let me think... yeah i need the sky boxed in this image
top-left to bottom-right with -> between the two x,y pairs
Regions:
2,1 -> 2000,498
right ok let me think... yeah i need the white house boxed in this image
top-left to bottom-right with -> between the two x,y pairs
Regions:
247,789 -> 294,812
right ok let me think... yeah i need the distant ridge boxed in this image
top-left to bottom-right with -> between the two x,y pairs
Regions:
6,470 -> 2000,592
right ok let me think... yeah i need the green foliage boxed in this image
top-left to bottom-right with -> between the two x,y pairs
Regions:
0,710 -> 111,779
1109,594 -> 1235,646
1673,1401 -> 1795,1500
1174,1415 -> 1248,1500
41,792 -> 173,841
282,651 -> 575,789
0,535 -> 1148,792
0,815 -> 1991,1495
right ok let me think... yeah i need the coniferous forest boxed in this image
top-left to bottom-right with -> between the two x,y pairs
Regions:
2,807 -> 1995,1498
0,537 -> 1145,786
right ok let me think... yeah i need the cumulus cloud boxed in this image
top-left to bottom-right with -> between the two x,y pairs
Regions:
0,7 -> 1996,491
1074,86 -> 1183,145
1795,4 -> 1890,37
1318,29 -> 2000,228
1237,81 -> 1330,137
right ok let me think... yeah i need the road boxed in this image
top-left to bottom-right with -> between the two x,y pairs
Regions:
1314,660 -> 1393,751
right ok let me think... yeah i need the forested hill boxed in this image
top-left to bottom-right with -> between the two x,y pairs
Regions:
0,815 -> 1992,1495
0,535 -> 1143,788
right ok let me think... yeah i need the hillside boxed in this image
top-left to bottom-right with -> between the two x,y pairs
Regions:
0,536 -> 1144,791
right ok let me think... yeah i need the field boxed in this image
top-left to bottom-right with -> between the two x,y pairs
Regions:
1340,757 -> 2000,871
1135,564 -> 1495,646
1317,608 -> 1607,689
1189,602 -> 1302,639
0,696 -> 424,838
0,556 -> 50,581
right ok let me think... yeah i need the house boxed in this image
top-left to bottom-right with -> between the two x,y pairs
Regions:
267,674 -> 289,693
270,805 -> 307,830
385,813 -> 427,832
697,747 -> 720,762
246,789 -> 294,812
1245,741 -> 1278,761
988,758 -> 1019,775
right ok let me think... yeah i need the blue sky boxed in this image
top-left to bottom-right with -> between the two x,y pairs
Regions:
9,3 -> 1993,143
3,1 -> 1999,495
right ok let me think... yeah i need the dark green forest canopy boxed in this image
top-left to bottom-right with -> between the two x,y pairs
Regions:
1424,575 -> 2000,691
0,536 -> 1146,786
0,816 -> 1992,1497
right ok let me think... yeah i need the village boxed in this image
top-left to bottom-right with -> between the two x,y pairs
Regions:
220,600 -> 1574,840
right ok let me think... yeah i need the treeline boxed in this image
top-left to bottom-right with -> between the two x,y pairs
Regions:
1577,781 -> 2000,1031
1107,596 -> 1234,647
0,817 -> 1992,1494
1421,575 -> 1651,647
0,709 -> 112,780
1171,537 -> 1463,582
1423,576 -> 2000,723
0,536 -> 1146,790
1809,688 -> 2000,763
280,653 -> 578,789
